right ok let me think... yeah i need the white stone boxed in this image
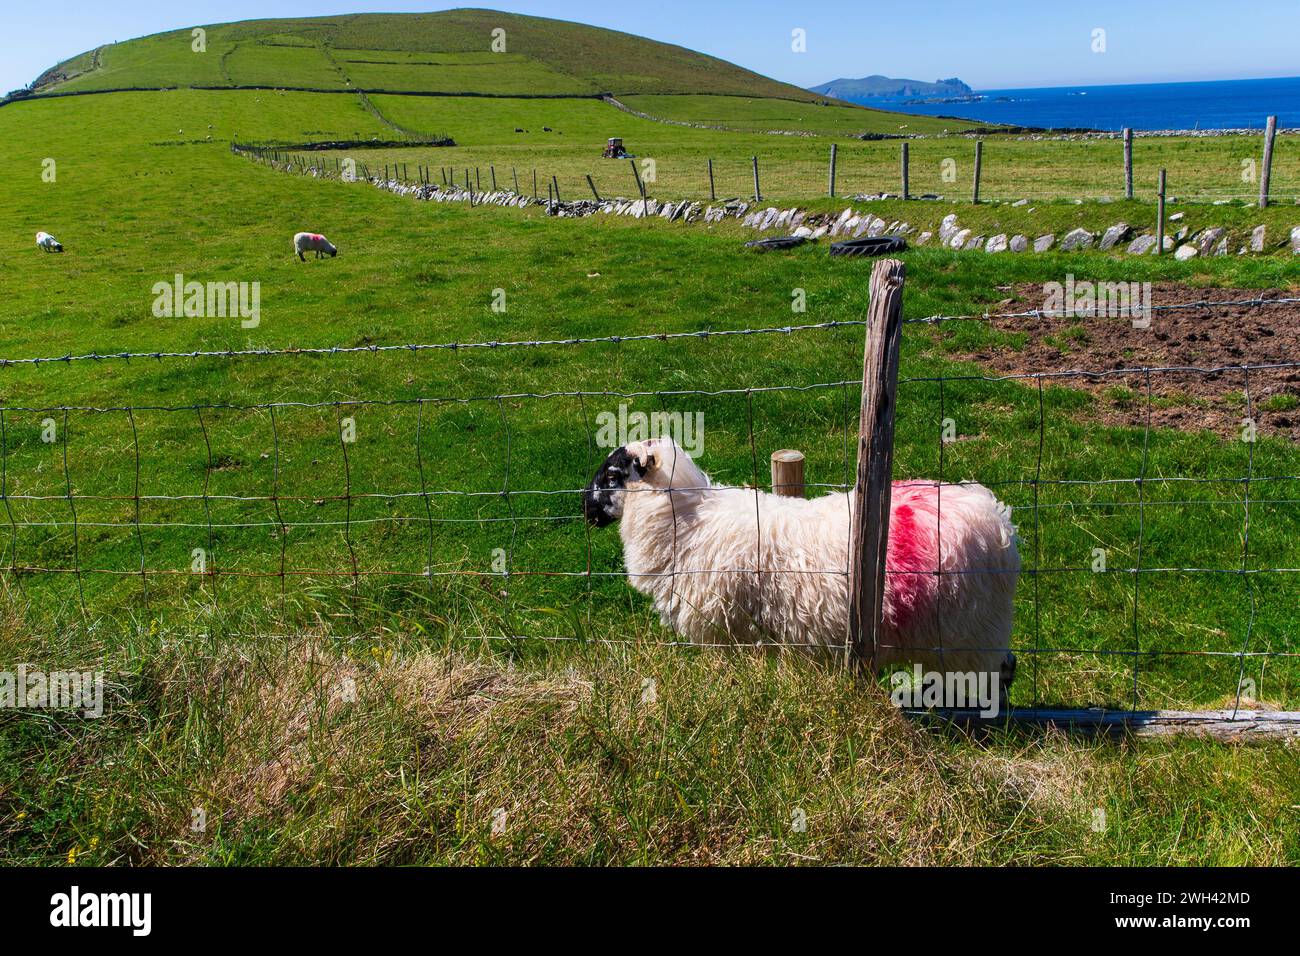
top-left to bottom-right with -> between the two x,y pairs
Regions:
1060,228 -> 1095,251
1127,235 -> 1157,255
1098,223 -> 1131,250
939,213 -> 960,244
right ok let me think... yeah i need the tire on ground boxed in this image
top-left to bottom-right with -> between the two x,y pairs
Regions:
743,235 -> 808,252
828,236 -> 908,257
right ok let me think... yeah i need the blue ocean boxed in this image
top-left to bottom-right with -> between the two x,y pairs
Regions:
874,76 -> 1300,131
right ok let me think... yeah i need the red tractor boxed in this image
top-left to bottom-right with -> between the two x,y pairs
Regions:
601,137 -> 629,159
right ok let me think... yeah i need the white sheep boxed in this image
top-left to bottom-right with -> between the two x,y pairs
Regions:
293,231 -> 338,261
583,436 -> 1020,684
35,231 -> 64,253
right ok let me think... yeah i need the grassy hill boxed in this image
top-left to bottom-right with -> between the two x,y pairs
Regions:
33,9 -> 831,100
21,10 -> 1001,138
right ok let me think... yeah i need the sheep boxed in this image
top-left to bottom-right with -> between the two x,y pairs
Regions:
293,232 -> 337,261
35,231 -> 63,253
582,436 -> 1020,686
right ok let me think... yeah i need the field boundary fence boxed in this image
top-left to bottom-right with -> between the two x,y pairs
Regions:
234,116 -> 1298,207
3,273 -> 1299,738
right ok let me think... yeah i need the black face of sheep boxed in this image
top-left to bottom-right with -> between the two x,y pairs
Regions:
582,446 -> 651,527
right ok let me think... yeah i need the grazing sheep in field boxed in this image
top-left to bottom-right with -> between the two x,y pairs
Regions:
36,231 -> 63,253
294,232 -> 337,261
582,436 -> 1020,684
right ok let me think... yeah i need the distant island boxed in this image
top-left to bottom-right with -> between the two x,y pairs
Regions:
809,75 -> 974,105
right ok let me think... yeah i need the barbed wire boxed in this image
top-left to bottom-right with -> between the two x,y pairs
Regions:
3,296 -> 1299,369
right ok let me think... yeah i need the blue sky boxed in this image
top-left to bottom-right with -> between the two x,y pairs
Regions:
5,1 -> 1299,95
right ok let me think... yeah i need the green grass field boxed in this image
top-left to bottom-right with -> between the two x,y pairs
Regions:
2,24 -> 1299,866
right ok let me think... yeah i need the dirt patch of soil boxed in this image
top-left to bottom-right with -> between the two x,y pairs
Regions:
950,283 -> 1300,441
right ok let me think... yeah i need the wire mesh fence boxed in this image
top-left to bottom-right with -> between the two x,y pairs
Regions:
254,128 -> 1300,205
2,298 -> 1297,720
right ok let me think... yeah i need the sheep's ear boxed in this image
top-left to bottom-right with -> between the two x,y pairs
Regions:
643,452 -> 657,472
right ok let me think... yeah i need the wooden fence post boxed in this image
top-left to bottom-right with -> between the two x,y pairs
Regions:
1156,168 -> 1167,254
846,258 -> 906,672
403,163 -> 408,181
901,142 -> 909,199
1122,127 -> 1133,200
770,450 -> 805,497
490,165 -> 497,190
751,155 -> 761,202
972,140 -> 983,204
533,168 -> 538,199
475,166 -> 481,191
1260,115 -> 1277,208
630,158 -> 646,213
586,174 -> 601,201
828,143 -> 838,197
707,158 -> 715,201
552,174 -> 560,203
512,166 -> 519,193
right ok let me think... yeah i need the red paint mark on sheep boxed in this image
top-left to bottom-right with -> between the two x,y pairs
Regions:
885,487 -> 938,630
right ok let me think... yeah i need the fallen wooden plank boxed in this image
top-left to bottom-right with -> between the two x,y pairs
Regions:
906,708 -> 1300,741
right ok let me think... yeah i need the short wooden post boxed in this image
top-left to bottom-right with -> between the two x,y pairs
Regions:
751,155 -> 761,202
403,163 -> 408,181
770,450 -> 805,497
901,142 -> 909,199
828,143 -> 838,197
707,158 -> 716,201
475,166 -> 481,191
551,174 -> 560,203
490,165 -> 497,190
440,166 -> 447,185
533,168 -> 538,199
1260,115 -> 1277,208
846,258 -> 906,672
586,174 -> 601,201
1156,168 -> 1167,254
972,140 -> 983,204
512,166 -> 519,193
1122,127 -> 1133,200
